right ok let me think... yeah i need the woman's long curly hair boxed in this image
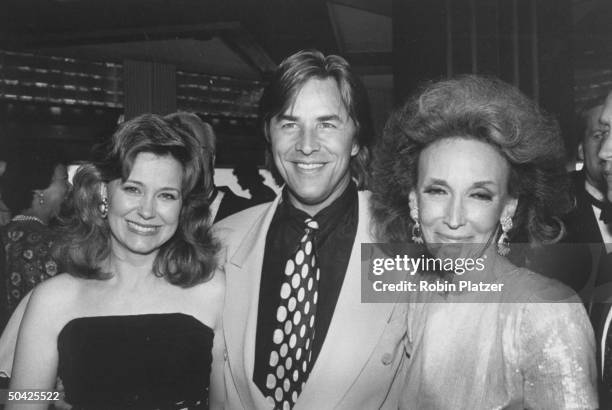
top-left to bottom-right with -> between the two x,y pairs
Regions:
53,114 -> 219,287
371,75 -> 572,246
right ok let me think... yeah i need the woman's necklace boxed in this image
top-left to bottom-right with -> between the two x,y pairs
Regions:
12,214 -> 46,225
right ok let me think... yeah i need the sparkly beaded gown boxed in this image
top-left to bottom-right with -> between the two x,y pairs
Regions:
401,267 -> 598,409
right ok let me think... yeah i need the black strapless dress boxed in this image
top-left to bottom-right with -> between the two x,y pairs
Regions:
57,313 -> 213,410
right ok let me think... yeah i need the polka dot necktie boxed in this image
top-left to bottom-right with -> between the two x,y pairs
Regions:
263,218 -> 320,410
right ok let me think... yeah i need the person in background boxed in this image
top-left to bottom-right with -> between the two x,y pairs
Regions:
165,111 -> 252,222
232,158 -> 277,205
589,89 -> 612,406
7,114 -> 224,409
216,49 -> 408,410
526,98 -> 609,297
371,75 -> 597,409
0,149 -> 69,327
572,99 -> 609,240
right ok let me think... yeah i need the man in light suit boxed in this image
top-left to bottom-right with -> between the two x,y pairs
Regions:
215,50 -> 408,410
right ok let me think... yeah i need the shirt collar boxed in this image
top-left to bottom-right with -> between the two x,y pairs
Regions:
278,181 -> 358,230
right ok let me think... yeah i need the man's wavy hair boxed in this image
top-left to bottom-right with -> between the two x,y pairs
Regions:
53,114 -> 219,287
258,49 -> 375,188
371,75 -> 572,246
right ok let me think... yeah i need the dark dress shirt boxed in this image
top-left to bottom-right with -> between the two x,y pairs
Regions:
253,182 -> 358,392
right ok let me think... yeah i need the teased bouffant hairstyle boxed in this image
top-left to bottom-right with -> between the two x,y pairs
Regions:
53,114 -> 219,287
371,75 -> 572,245
258,49 -> 374,188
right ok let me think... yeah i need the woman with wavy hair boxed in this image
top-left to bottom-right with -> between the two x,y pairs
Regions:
8,114 -> 223,410
371,75 -> 597,408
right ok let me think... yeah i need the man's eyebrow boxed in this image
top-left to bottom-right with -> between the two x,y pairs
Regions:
317,115 -> 342,122
275,114 -> 345,122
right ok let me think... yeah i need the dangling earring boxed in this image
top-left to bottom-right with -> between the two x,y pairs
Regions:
38,192 -> 45,205
98,183 -> 108,218
410,207 -> 424,244
99,197 -> 108,218
497,215 -> 513,256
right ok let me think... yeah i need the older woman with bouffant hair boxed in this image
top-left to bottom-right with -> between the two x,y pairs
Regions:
370,75 -> 597,409
372,75 -> 572,246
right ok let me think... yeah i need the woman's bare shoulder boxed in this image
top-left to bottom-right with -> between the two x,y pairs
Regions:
24,273 -> 93,326
190,269 -> 226,299
30,273 -> 86,301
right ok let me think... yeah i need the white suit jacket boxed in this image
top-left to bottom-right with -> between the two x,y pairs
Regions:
215,191 -> 408,410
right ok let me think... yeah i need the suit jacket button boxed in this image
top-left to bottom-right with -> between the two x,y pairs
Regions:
381,352 -> 392,365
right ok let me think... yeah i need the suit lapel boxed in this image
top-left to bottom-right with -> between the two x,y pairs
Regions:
295,192 -> 397,409
224,196 -> 281,410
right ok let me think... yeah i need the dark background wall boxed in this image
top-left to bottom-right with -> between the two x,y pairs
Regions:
393,0 -> 575,152
0,0 -> 610,165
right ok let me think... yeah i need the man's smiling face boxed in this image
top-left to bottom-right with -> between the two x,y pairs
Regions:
268,77 -> 359,215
